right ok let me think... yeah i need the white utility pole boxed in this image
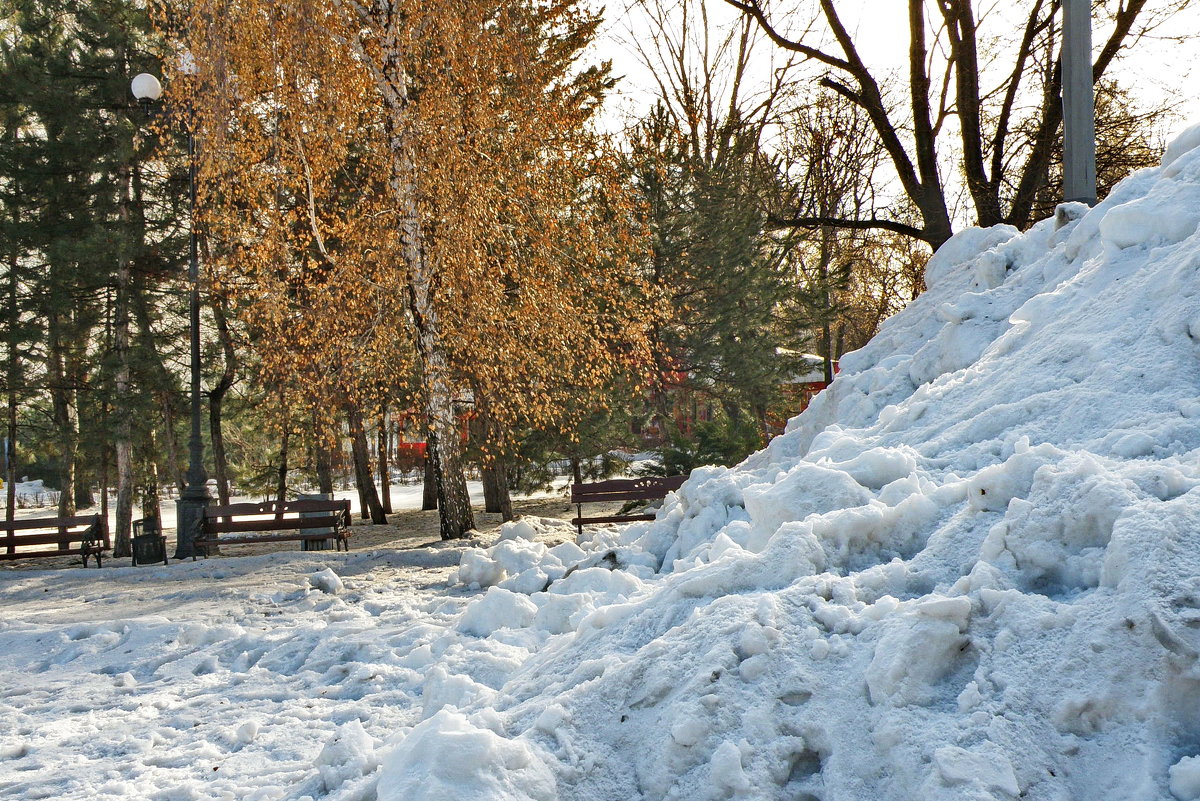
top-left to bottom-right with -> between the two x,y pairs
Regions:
1062,0 -> 1097,205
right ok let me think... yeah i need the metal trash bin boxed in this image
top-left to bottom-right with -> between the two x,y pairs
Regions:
297,493 -> 336,551
132,516 -> 168,566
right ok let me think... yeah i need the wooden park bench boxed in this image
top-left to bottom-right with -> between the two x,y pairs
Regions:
191,499 -> 352,559
571,475 -> 688,536
0,514 -> 109,567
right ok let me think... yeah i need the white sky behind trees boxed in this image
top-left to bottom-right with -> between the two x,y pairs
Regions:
591,0 -> 1200,154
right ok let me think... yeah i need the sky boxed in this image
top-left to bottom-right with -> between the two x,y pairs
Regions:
591,0 -> 1200,141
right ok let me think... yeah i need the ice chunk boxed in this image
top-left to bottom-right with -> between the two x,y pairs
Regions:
710,740 -> 750,793
456,549 -> 506,588
742,463 -> 871,541
1162,122 -> 1200,170
309,568 -> 344,595
497,519 -> 538,542
422,666 -> 498,718
830,446 -> 920,490
458,587 -> 538,636
236,720 -> 259,744
1100,195 -> 1200,250
1171,755 -> 1200,800
376,710 -> 555,801
865,612 -> 968,706
932,745 -> 1019,796
315,720 -> 378,794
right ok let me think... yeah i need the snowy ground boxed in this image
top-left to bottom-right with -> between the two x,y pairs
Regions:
0,545 -> 470,800
9,127 -> 1200,800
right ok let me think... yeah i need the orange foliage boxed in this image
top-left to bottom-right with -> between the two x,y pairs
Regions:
160,2 -> 658,515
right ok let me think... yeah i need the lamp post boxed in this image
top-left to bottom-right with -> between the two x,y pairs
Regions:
131,71 -> 210,559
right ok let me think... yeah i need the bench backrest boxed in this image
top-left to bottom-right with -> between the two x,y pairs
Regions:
0,514 -> 108,549
200,499 -> 351,534
571,475 -> 687,504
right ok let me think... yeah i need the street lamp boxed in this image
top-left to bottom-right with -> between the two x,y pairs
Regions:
131,70 -> 210,559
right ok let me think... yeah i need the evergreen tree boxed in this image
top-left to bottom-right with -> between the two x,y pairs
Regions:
0,0 -> 187,541
628,104 -> 804,463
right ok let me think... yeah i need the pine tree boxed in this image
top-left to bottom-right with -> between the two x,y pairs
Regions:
0,0 -> 187,541
628,104 -> 801,461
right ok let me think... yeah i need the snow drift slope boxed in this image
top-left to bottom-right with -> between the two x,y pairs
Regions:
405,129 -> 1200,801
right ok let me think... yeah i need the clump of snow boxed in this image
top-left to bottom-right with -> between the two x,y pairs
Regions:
458,586 -> 538,636
1172,755 -> 1200,800
376,710 -> 555,801
308,567 -> 345,594
315,719 -> 379,794
452,517 -> 578,592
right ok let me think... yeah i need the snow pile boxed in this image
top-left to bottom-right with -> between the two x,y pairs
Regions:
12,478 -> 58,507
418,130 -> 1200,799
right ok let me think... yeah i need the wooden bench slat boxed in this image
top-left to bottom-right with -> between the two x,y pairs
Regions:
194,532 -> 345,547
0,515 -> 103,533
204,516 -> 348,535
570,475 -> 687,534
205,500 -> 350,518
0,547 -> 99,561
0,531 -> 102,548
571,487 -> 683,503
570,476 -> 687,494
571,513 -> 657,526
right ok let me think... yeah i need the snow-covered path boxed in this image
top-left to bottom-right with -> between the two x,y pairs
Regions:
0,547 -> 473,801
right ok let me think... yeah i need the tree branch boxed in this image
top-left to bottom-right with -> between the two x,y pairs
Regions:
720,0 -> 852,71
767,213 -> 926,242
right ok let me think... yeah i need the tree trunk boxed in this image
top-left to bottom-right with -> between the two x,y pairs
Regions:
99,447 -> 109,520
47,314 -> 79,517
377,58 -> 473,538
275,427 -> 290,508
129,290 -> 186,490
4,391 -> 15,523
482,464 -> 502,513
209,296 -> 237,507
315,435 -> 335,496
349,406 -> 387,523
113,171 -> 134,556
411,311 -> 473,538
4,154 -> 18,523
481,461 -> 513,521
421,432 -> 439,511
378,411 -> 393,514
141,431 -> 163,524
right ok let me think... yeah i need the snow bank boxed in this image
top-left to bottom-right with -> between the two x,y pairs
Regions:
419,128 -> 1200,799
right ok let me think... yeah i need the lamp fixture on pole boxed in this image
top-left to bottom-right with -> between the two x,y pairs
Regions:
130,71 -> 210,559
